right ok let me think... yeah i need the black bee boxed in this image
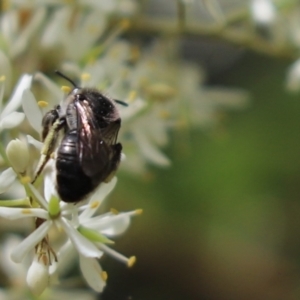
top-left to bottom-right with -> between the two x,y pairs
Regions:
34,71 -> 124,203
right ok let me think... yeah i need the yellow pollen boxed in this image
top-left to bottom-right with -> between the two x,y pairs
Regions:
101,271 -> 108,281
90,201 -> 100,209
22,209 -> 32,214
38,100 -> 49,108
135,209 -> 143,215
21,176 -> 31,184
0,75 -> 6,82
81,73 -> 91,82
61,86 -> 71,93
127,90 -> 136,103
127,256 -> 136,268
120,19 -> 130,30
110,208 -> 119,215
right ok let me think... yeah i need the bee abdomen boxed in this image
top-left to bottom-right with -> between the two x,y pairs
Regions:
56,131 -> 93,202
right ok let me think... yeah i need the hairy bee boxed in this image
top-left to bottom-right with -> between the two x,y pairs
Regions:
34,71 -> 124,203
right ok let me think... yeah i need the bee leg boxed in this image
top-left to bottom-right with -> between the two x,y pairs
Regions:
103,143 -> 122,183
32,116 -> 66,184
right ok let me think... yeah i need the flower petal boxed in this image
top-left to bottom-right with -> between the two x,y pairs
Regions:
22,89 -> 43,133
34,72 -> 62,107
96,214 -> 131,237
82,212 -> 132,237
0,111 -> 25,129
43,162 -> 57,202
134,128 -> 171,166
11,220 -> 52,263
57,218 -> 102,258
11,8 -> 46,58
79,177 -> 117,219
79,255 -> 106,293
0,167 -> 17,193
0,207 -> 48,220
27,135 -> 43,151
0,74 -> 32,118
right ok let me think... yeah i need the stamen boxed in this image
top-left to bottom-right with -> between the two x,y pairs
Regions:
135,209 -> 143,215
99,244 -> 134,266
127,90 -> 137,103
127,256 -> 136,268
110,208 -> 119,215
90,201 -> 100,210
0,75 -> 6,82
101,271 -> 108,281
61,86 -> 71,93
81,73 -> 91,82
38,101 -> 49,108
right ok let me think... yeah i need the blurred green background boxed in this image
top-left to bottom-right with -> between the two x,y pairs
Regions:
101,50 -> 300,300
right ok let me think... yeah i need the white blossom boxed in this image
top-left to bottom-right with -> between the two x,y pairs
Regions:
0,73 -> 32,131
0,173 -> 139,293
26,254 -> 50,296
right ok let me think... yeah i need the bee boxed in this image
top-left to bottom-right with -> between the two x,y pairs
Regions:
33,71 -> 124,203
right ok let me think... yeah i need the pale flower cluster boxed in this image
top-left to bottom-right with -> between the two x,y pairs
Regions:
0,70 -> 141,297
138,0 -> 300,94
0,0 -> 251,298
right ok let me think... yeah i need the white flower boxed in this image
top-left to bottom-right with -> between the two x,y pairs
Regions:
50,177 -> 140,292
0,175 -> 140,293
6,139 -> 30,174
40,7 -> 108,61
1,5 -> 46,59
0,235 -> 98,299
0,73 -> 32,131
0,134 -> 41,196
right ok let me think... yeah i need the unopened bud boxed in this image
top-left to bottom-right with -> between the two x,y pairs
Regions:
6,139 -> 29,174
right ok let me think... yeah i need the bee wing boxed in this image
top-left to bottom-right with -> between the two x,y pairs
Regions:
75,100 -> 121,178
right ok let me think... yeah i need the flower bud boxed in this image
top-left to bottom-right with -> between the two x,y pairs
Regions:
6,139 -> 29,174
26,255 -> 49,296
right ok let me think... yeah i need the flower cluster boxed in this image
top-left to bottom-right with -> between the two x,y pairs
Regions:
0,1 -> 250,298
0,73 -> 141,297
133,0 -> 300,94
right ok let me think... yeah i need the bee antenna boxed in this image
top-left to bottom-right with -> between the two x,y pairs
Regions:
114,99 -> 128,107
55,70 -> 78,88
